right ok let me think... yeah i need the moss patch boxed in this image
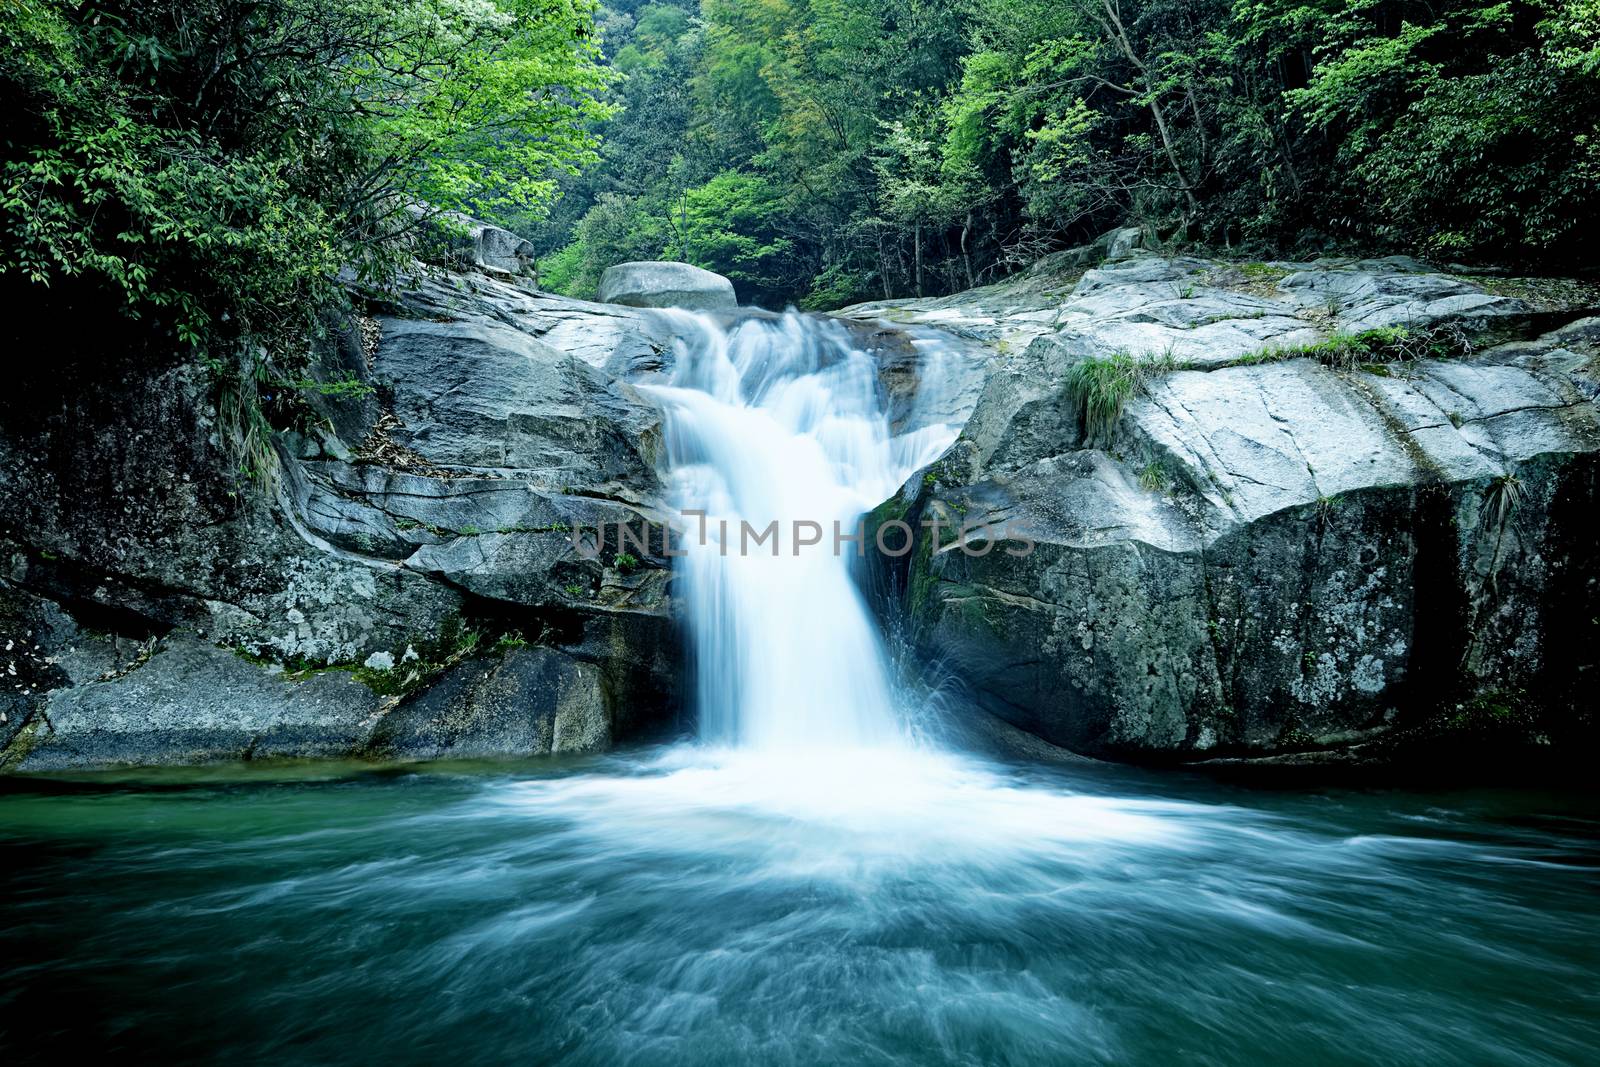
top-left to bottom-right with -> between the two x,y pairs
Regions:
229,615 -> 515,699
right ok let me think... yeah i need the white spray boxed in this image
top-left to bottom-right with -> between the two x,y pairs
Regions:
640,309 -> 965,751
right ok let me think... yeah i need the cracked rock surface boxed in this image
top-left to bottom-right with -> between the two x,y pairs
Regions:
850,251 -> 1600,763
1,265 -> 690,771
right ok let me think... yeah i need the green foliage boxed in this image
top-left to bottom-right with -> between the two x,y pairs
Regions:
1066,351 -> 1184,445
279,374 -> 377,402
3,0 -> 612,346
675,170 -> 795,299
2,0 -> 612,481
1302,328 -> 1417,371
613,551 -> 640,572
537,0 -> 1596,305
537,0 -> 981,305
7,0 -> 1593,369
495,631 -> 531,653
1138,458 -> 1169,493
1244,324 -> 1473,371
1290,3 -> 1600,257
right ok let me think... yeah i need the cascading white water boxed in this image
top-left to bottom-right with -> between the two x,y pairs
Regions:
639,310 -> 964,750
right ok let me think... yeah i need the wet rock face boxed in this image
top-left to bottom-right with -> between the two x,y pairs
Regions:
0,257 -> 692,771
851,253 -> 1600,764
5,634 -> 610,773
598,261 -> 738,311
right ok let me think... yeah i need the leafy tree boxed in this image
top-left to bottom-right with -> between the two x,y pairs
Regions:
1,0 -> 612,355
678,170 -> 795,304
1288,0 -> 1600,256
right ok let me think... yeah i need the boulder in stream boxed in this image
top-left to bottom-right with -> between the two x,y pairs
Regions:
599,261 -> 738,311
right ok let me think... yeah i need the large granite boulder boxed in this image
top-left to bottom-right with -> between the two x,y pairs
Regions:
848,257 -> 1600,766
366,646 -> 610,761
5,635 -> 386,771
0,247 -> 689,772
2,628 -> 613,772
408,207 -> 538,278
599,261 -> 738,311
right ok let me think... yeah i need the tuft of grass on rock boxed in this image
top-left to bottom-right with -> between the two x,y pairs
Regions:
1066,350 -> 1186,445
1483,472 -> 1524,530
1239,322 -> 1475,371
1138,459 -> 1168,493
494,630 -> 530,653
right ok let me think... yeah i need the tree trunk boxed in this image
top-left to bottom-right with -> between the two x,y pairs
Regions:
1095,0 -> 1200,219
680,192 -> 690,262
914,220 -> 924,298
961,212 -> 975,290
877,231 -> 892,300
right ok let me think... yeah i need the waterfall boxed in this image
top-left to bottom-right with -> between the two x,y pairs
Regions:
640,310 -> 966,751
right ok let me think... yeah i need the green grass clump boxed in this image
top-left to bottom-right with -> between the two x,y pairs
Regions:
1240,261 -> 1287,280
1305,326 -> 1413,370
1066,350 -> 1185,445
276,373 -> 375,402
494,631 -> 530,654
1138,459 -> 1168,492
1483,472 -> 1524,530
1241,323 -> 1474,371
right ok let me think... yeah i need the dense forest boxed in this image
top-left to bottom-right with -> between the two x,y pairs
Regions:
536,0 -> 1600,307
4,0 -> 1598,327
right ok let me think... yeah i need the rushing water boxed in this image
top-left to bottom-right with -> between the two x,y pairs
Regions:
638,309 -> 962,749
2,758 -> 1598,1064
3,312 -> 1598,1064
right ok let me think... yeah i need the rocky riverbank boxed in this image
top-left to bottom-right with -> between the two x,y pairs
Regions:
1,231 -> 697,771
845,236 -> 1600,767
5,226 -> 1597,773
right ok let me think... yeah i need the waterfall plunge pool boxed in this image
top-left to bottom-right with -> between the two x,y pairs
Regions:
5,313 -> 1595,1064
2,747 -> 1597,1065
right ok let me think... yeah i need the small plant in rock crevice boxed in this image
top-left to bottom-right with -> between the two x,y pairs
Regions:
1066,350 -> 1186,446
1483,472 -> 1524,532
1138,456 -> 1168,492
495,631 -> 530,653
1474,471 -> 1527,607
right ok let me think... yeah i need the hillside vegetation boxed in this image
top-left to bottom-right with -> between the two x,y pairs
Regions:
538,0 -> 1600,307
